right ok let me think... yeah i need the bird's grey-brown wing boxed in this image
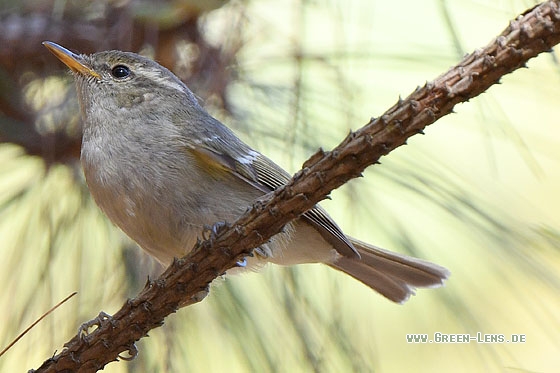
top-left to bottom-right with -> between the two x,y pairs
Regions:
187,133 -> 359,259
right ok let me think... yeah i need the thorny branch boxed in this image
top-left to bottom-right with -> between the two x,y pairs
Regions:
32,1 -> 560,372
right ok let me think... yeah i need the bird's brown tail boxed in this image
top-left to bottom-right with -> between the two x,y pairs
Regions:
328,238 -> 450,303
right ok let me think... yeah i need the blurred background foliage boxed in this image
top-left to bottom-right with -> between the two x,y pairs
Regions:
1,0 -> 559,372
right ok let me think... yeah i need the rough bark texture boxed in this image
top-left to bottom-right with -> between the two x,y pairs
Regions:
31,1 -> 560,372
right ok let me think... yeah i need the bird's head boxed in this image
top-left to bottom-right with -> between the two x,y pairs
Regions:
43,41 -> 199,118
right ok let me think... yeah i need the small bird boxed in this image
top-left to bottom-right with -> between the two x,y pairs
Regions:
43,41 -> 449,303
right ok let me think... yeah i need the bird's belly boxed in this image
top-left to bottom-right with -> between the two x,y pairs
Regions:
88,181 -> 198,263
82,157 -> 265,265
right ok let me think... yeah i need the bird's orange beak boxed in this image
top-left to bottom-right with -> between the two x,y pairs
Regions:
43,41 -> 100,79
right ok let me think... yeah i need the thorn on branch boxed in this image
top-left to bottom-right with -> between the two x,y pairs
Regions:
426,108 -> 436,119
393,120 -> 405,134
551,4 -> 560,21
279,185 -> 292,199
170,257 -> 185,271
409,100 -> 421,113
155,278 -> 166,289
443,83 -> 455,98
301,148 -> 325,169
497,35 -> 508,48
174,281 -> 189,300
520,22 -> 533,40
144,276 -> 155,288
347,129 -> 358,139
451,74 -> 476,97
315,171 -> 326,184
538,13 -> 554,31
508,19 -> 521,34
483,54 -> 496,67
379,114 -> 389,125
362,133 -> 374,146
268,206 -> 279,216
292,168 -> 306,181
509,46 -> 524,57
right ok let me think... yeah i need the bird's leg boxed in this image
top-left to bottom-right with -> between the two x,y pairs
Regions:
76,311 -> 114,342
202,222 -> 251,267
201,221 -> 230,243
117,342 -> 138,361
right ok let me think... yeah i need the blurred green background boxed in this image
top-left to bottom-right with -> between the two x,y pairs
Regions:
1,0 -> 559,372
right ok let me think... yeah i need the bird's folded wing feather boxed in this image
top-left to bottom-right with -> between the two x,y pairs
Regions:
186,134 -> 359,258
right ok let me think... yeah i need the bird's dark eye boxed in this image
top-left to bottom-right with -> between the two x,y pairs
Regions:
111,65 -> 130,79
